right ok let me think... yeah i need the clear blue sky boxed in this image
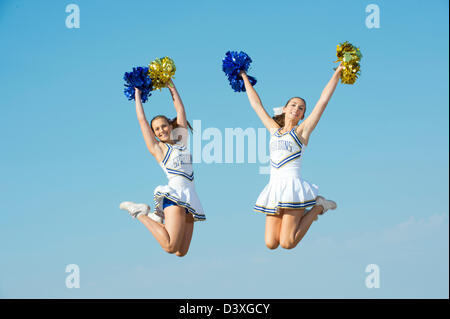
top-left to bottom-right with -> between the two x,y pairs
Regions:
0,0 -> 448,298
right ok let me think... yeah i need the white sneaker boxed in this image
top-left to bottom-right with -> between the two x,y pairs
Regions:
315,196 -> 337,215
119,201 -> 150,219
148,211 -> 164,224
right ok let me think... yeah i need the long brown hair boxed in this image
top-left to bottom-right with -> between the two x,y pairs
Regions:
272,97 -> 307,127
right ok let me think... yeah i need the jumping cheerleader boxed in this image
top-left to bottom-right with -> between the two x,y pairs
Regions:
239,63 -> 343,250
120,80 -> 205,257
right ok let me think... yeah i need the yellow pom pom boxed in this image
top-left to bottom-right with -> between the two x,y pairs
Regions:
148,56 -> 176,90
335,41 -> 362,84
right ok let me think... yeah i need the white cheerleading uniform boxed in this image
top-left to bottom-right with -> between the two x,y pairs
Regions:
254,126 -> 319,215
153,141 -> 206,222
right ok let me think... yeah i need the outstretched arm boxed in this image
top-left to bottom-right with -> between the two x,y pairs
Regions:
135,88 -> 164,160
297,64 -> 343,145
240,71 -> 279,132
166,79 -> 188,129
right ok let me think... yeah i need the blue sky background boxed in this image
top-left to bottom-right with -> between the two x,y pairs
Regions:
0,0 -> 448,298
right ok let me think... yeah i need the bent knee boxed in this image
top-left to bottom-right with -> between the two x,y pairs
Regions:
163,244 -> 179,254
164,247 -> 176,254
279,239 -> 297,250
265,239 -> 279,250
175,250 -> 188,257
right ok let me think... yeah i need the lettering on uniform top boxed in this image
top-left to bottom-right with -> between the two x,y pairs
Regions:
172,154 -> 193,169
270,140 -> 293,153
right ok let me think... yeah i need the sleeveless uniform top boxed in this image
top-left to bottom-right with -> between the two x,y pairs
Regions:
253,126 -> 319,215
269,126 -> 304,177
153,141 -> 206,221
159,142 -> 194,183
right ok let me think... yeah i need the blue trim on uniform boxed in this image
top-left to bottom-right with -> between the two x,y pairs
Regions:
271,152 -> 302,168
254,205 -> 277,214
161,144 -> 173,166
270,126 -> 303,169
274,127 -> 294,137
289,130 -> 303,148
154,191 -> 206,221
278,200 -> 316,208
163,197 -> 188,214
165,168 -> 194,181
172,144 -> 186,151
254,199 -> 317,215
162,143 -> 193,180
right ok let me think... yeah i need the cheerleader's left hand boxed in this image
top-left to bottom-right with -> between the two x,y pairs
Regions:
335,62 -> 344,73
166,79 -> 175,89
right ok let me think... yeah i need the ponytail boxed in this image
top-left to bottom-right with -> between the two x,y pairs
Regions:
169,116 -> 193,132
272,114 -> 285,127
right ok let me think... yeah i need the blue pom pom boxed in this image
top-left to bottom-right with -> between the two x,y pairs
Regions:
123,66 -> 153,103
228,74 -> 257,92
222,51 -> 257,92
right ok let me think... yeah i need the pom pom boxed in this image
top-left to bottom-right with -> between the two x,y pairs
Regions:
123,66 -> 153,103
148,56 -> 176,91
335,41 -> 363,84
222,51 -> 257,92
228,74 -> 257,92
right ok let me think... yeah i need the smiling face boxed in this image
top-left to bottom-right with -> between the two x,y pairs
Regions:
283,97 -> 306,123
151,116 -> 173,142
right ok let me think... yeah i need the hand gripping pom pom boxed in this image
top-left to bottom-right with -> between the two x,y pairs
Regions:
148,56 -> 176,91
123,67 -> 153,103
222,51 -> 257,92
335,41 -> 363,85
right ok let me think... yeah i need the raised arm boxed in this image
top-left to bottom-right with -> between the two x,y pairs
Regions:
166,79 -> 188,129
240,71 -> 279,132
134,88 -> 164,160
297,64 -> 343,145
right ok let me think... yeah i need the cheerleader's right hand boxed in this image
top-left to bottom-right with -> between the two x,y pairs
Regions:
135,87 -> 142,98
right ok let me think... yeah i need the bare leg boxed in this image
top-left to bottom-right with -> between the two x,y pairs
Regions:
137,205 -> 187,254
175,213 -> 194,257
279,205 -> 324,249
264,214 -> 282,249
292,205 -> 324,245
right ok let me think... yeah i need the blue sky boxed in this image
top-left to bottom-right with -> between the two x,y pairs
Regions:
0,0 -> 448,298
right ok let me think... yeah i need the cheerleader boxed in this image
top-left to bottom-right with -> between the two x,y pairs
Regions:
239,64 -> 343,250
120,80 -> 205,257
